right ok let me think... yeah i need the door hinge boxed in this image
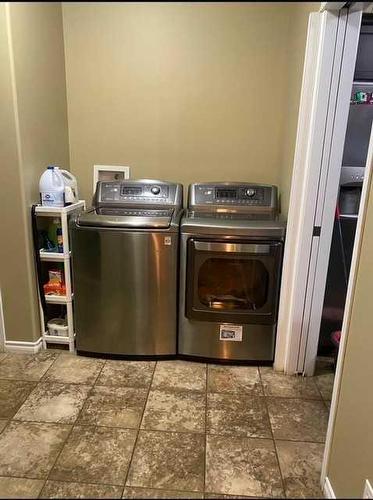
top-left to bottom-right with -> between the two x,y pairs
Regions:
313,226 -> 321,236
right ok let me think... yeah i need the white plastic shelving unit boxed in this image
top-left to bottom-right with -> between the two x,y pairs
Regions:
35,200 -> 85,352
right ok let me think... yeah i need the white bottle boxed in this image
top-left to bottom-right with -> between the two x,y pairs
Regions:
39,165 -> 65,207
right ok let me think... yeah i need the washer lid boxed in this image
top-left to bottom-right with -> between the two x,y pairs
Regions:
77,207 -> 174,228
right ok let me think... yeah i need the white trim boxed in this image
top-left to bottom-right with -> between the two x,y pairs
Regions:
0,290 -> 6,351
5,337 -> 43,354
275,10 -> 339,373
323,477 -> 336,499
363,480 -> 373,499
321,124 -> 373,488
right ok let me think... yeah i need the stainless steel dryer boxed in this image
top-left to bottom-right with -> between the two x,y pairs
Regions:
178,182 -> 286,363
70,179 -> 183,357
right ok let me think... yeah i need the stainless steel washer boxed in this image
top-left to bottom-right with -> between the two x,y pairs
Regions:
70,179 -> 183,357
178,182 -> 286,363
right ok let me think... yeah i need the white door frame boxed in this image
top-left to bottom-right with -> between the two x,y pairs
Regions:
302,5 -> 363,375
274,5 -> 363,375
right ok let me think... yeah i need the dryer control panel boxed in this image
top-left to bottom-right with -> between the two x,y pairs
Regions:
189,183 -> 278,214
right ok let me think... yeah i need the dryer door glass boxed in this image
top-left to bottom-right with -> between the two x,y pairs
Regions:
197,258 -> 269,311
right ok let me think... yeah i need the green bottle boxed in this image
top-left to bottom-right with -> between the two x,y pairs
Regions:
48,218 -> 61,252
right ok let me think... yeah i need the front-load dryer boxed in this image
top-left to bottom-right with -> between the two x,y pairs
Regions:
178,182 -> 286,363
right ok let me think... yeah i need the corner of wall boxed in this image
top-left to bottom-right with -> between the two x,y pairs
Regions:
0,2 -> 70,344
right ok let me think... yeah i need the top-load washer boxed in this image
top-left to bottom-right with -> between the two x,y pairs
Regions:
70,179 -> 183,357
178,182 -> 286,363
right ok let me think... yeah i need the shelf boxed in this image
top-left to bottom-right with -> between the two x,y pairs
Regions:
35,200 -> 85,217
340,214 -> 358,220
34,200 -> 85,355
43,333 -> 75,345
45,294 -> 73,304
353,80 -> 373,85
350,102 -> 373,105
40,250 -> 71,262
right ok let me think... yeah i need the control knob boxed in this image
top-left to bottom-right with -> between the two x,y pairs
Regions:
245,188 -> 256,197
151,186 -> 161,195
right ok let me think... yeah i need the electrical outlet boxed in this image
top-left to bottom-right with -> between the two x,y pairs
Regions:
363,480 -> 373,499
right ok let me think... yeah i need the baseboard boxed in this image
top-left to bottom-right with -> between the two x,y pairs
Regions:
323,477 -> 336,499
5,337 -> 43,354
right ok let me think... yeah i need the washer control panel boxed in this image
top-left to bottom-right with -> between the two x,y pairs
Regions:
96,180 -> 182,207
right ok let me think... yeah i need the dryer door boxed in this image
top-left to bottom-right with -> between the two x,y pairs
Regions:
186,239 -> 283,324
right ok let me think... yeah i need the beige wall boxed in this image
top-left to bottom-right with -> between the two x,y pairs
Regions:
0,3 -> 34,345
0,2 -> 69,343
326,174 -> 373,496
10,2 -> 70,208
63,2 -> 316,207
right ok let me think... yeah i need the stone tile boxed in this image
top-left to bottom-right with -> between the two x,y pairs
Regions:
276,440 -> 324,498
0,352 -> 57,381
97,360 -> 155,388
0,353 -> 7,363
315,372 -> 334,400
204,495 -> 253,499
267,398 -> 329,442
207,365 -> 262,395
78,385 -> 147,428
127,430 -> 204,492
14,383 -> 90,424
0,421 -> 70,478
0,420 -> 7,434
44,354 -> 104,385
122,487 -> 203,499
0,477 -> 44,499
151,360 -> 206,392
50,425 -> 136,485
40,480 -> 122,498
207,392 -> 271,438
260,367 -> 321,399
141,389 -> 205,433
0,379 -> 36,418
205,434 -> 284,497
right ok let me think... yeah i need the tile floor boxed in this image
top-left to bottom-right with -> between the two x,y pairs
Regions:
0,352 -> 334,499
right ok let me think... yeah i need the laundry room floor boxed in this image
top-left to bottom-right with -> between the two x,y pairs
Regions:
0,351 -> 334,499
